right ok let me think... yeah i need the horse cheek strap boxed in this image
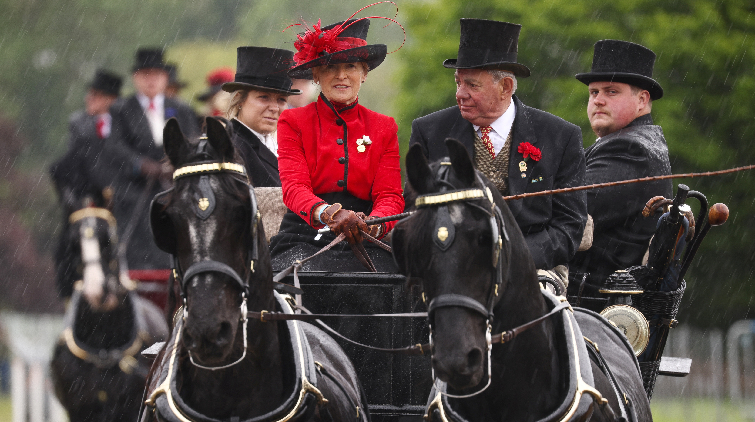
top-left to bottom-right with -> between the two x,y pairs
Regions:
248,187 -> 259,271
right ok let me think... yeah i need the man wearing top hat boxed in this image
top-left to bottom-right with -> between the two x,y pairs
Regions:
99,48 -> 199,270
222,46 -> 300,187
49,69 -> 123,298
568,40 -> 673,291
409,19 -> 587,283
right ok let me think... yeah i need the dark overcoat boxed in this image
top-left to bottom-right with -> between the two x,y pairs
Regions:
229,118 -> 281,187
96,95 -> 199,269
570,114 -> 673,284
409,95 -> 587,270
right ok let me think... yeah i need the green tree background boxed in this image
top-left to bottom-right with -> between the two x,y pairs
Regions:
0,0 -> 753,326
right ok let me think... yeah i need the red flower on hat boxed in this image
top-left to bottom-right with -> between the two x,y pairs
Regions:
292,20 -> 366,66
285,2 -> 406,67
518,142 -> 541,161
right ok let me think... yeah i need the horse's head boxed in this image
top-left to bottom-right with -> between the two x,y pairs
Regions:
393,139 -> 531,391
67,205 -> 133,311
150,117 -> 272,367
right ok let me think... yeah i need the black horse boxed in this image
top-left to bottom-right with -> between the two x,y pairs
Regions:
391,140 -> 651,422
50,200 -> 169,422
141,117 -> 368,422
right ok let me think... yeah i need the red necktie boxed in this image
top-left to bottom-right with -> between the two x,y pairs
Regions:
148,100 -> 156,111
96,116 -> 106,139
480,126 -> 495,157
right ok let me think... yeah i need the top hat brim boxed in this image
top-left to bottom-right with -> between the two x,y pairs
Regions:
287,45 -> 387,80
221,82 -> 301,96
442,59 -> 531,78
575,71 -> 663,100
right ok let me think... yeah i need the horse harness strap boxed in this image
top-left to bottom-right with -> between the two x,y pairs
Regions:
172,162 -> 247,180
146,292 -> 329,422
583,337 -> 636,422
60,290 -> 151,377
426,290 -> 616,422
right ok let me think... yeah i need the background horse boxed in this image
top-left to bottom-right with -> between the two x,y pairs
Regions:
50,197 -> 169,422
141,117 -> 368,421
391,139 -> 651,421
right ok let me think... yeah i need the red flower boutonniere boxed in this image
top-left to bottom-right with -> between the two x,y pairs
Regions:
517,142 -> 542,161
516,142 -> 541,177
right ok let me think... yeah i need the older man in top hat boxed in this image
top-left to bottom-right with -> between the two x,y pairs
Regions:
98,48 -> 199,270
49,69 -> 123,298
410,19 -> 587,284
568,40 -> 673,292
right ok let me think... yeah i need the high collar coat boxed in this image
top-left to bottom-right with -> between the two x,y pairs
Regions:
277,95 -> 404,233
409,95 -> 587,270
230,118 -> 281,188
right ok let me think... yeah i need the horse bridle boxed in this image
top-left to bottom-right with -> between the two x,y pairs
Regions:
69,206 -> 137,292
150,158 -> 261,370
410,164 -> 509,398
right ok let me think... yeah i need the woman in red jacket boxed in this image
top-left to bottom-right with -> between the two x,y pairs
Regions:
270,18 -> 404,272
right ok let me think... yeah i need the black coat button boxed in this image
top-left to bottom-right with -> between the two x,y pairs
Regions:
336,138 -> 344,145
336,118 -> 344,126
300,210 -> 307,216
337,180 -> 345,187
338,157 -> 345,164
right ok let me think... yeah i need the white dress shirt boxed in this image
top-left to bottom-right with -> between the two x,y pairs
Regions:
137,93 -> 165,146
473,100 -> 516,156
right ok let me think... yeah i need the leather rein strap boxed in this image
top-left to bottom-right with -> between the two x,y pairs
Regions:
245,296 -> 571,355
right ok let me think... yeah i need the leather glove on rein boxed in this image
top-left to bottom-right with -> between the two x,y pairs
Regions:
322,203 -> 368,244
356,212 -> 382,239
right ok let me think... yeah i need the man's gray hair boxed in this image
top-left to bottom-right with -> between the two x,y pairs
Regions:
488,70 -> 517,94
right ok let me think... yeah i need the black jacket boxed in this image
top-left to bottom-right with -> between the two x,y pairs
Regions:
409,95 -> 587,269
230,118 -> 281,187
570,114 -> 673,284
96,95 -> 199,269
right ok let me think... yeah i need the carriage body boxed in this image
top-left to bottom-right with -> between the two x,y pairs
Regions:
277,270 -> 430,421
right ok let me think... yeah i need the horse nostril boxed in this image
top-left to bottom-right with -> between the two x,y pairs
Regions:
215,321 -> 233,347
467,348 -> 483,371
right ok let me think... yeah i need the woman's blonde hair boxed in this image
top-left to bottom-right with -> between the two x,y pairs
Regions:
226,89 -> 249,119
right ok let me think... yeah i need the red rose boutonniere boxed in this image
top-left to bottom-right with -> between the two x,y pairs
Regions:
516,142 -> 541,176
518,142 -> 542,161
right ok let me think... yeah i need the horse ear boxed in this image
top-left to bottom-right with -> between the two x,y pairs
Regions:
445,138 -> 476,186
205,117 -> 235,161
163,118 -> 187,167
406,144 -> 434,195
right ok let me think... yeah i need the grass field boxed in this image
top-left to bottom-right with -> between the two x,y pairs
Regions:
651,398 -> 755,422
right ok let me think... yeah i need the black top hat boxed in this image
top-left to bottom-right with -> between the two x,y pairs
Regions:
89,69 -> 122,97
165,63 -> 188,89
222,47 -> 300,95
287,19 -> 387,80
443,19 -> 530,77
576,40 -> 663,100
133,48 -> 168,72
